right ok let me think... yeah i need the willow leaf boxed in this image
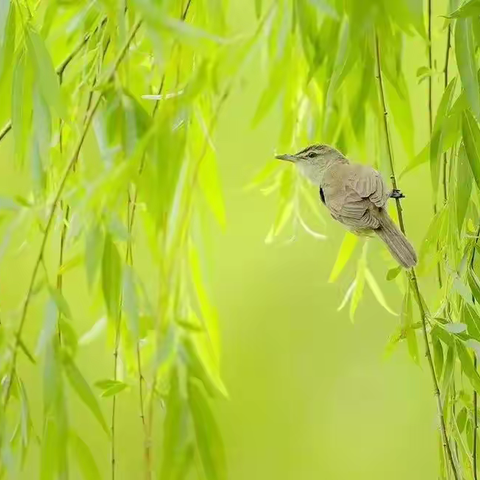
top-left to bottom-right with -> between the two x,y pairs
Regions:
441,344 -> 456,400
456,17 -> 480,120
101,234 -> 122,321
70,431 -> 101,480
457,339 -> 480,392
63,355 -> 109,435
430,78 -> 457,196
350,245 -> 367,322
0,0 -> 9,46
161,370 -> 190,480
188,380 -> 227,480
456,144 -> 473,232
328,232 -> 358,283
449,0 -> 480,18
462,109 -> 480,190
364,269 -> 397,316
400,143 -> 428,178
432,335 -> 444,378
401,285 -> 419,364
462,303 -> 480,340
26,27 -> 65,118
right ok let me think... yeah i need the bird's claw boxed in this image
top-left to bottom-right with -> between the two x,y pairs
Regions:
390,189 -> 405,199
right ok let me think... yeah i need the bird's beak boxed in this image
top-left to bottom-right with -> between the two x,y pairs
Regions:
275,154 -> 296,163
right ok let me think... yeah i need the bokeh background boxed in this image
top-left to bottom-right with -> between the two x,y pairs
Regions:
0,1 -> 449,479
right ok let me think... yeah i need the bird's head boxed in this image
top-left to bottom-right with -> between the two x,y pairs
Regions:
275,144 -> 347,184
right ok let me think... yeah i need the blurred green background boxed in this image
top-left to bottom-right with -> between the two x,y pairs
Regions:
0,1 -> 446,479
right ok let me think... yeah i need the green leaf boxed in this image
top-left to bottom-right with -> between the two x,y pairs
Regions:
432,335 -> 444,378
449,0 -> 480,18
456,144 -> 473,232
0,0 -> 9,46
0,0 -> 14,80
441,344 -> 456,399
79,317 -> 107,346
462,303 -> 480,340
36,299 -> 58,356
386,266 -> 402,281
350,244 -> 367,322
430,78 -> 457,195
62,354 -> 109,435
199,148 -> 226,228
48,287 -> 72,320
12,49 -> 34,163
384,71 -> 415,157
465,338 -> 480,359
337,280 -> 356,311
468,269 -> 480,304
85,223 -> 103,288
457,407 -> 468,433
70,431 -> 101,480
462,109 -> 480,191
364,269 -> 397,316
188,380 -> 227,480
444,323 -> 468,333
94,379 -> 128,397
453,275 -> 474,305
102,234 -> 122,321
328,232 -> 358,283
456,17 -> 480,120
161,370 -> 191,480
182,337 -> 228,399
400,143 -> 429,178
456,339 -> 480,392
123,265 -> 139,340
26,26 -> 65,118
401,285 -> 419,364
40,417 -> 57,480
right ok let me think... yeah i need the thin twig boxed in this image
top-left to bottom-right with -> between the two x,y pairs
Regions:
111,306 -> 121,480
427,0 -> 443,289
0,16 -> 108,145
375,33 -> 460,480
471,224 -> 480,480
2,19 -> 143,412
126,2 -> 194,476
443,24 -> 451,204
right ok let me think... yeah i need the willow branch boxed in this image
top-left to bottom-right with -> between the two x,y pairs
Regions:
0,17 -> 108,145
375,33 -> 460,480
443,24 -> 451,204
2,19 -> 143,411
111,306 -> 121,480
471,225 -> 480,480
427,0 -> 443,289
125,2 -> 194,476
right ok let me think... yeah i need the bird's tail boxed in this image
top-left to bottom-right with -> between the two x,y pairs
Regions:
374,208 -> 417,269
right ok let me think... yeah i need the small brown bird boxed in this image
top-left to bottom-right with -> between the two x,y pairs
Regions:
276,144 -> 417,268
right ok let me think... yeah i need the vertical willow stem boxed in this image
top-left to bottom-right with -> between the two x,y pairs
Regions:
471,225 -> 480,479
111,311 -> 121,480
427,0 -> 443,289
443,24 -> 451,204
375,33 -> 460,480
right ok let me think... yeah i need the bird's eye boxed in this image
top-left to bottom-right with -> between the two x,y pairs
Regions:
307,151 -> 316,158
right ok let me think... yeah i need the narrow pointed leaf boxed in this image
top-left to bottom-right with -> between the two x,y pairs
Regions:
70,431 -> 101,480
456,18 -> 480,120
63,355 -> 109,435
462,109 -> 480,190
328,232 -> 358,283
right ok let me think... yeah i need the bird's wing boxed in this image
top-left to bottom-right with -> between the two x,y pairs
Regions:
348,165 -> 389,208
322,164 -> 381,230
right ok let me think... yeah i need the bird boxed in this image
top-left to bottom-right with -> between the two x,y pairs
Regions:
276,144 -> 417,269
